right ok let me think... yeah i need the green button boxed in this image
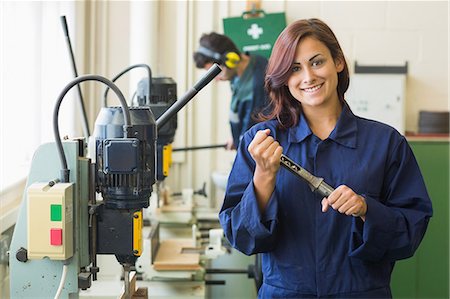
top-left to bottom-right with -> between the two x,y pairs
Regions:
50,204 -> 62,221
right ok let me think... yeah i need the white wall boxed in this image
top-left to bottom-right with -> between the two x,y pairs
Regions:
82,1 -> 449,206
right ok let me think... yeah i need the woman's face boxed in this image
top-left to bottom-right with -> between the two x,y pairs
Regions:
287,36 -> 343,109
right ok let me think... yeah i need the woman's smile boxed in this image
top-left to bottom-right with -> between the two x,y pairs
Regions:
302,83 -> 323,93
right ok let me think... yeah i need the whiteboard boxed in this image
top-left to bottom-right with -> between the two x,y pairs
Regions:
345,74 -> 406,134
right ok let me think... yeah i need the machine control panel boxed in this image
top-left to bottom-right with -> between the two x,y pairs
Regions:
27,182 -> 74,260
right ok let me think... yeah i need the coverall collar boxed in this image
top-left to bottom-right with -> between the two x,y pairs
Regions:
288,102 -> 357,148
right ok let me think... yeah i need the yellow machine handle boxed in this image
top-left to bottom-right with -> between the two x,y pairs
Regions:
133,210 -> 143,256
163,144 -> 173,177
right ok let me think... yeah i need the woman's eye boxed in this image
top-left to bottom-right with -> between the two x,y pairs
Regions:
292,66 -> 301,72
312,59 -> 323,67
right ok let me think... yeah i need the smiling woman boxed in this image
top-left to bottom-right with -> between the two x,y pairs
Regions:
219,18 -> 433,299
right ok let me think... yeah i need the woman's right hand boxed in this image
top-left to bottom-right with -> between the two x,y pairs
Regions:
248,129 -> 283,179
248,129 -> 283,211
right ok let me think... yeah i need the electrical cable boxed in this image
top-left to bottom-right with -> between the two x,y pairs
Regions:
53,74 -> 131,183
130,91 -> 137,106
54,264 -> 68,299
103,64 -> 152,107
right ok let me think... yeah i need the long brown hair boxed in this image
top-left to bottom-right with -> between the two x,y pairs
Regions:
261,18 -> 350,129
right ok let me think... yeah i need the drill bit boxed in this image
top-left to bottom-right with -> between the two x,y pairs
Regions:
123,264 -> 131,299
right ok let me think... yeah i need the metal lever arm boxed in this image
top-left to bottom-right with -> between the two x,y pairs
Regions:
280,154 -> 335,197
172,144 -> 227,152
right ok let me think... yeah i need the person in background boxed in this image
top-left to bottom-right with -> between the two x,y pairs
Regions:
219,18 -> 432,298
193,32 -> 269,150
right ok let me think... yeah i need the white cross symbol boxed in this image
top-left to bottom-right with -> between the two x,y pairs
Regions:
247,24 -> 263,39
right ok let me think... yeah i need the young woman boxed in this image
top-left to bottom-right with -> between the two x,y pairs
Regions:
219,18 -> 432,298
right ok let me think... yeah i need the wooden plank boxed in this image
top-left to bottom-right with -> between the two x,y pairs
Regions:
153,239 -> 202,271
158,203 -> 192,213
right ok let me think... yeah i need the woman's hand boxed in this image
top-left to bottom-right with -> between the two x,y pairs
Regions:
321,185 -> 367,221
248,129 -> 283,212
248,129 -> 283,178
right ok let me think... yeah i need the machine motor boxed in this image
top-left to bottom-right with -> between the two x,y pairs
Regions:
94,106 -> 157,210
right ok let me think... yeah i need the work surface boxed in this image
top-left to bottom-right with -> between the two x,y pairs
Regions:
79,280 -> 205,299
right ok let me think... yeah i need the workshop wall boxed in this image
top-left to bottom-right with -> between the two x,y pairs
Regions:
77,1 -> 448,205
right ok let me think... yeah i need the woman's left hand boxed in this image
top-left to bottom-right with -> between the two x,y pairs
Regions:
321,185 -> 367,221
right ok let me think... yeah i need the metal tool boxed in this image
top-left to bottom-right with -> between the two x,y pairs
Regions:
60,16 -> 90,139
172,144 -> 227,152
280,154 -> 335,197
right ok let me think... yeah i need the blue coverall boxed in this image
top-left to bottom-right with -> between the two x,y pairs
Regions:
219,103 -> 433,298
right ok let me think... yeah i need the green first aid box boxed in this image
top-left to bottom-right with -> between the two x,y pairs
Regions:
223,11 -> 286,59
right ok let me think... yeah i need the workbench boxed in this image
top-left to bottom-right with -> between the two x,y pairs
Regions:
391,136 -> 449,298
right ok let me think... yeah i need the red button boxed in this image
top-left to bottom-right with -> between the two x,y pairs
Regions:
50,228 -> 63,246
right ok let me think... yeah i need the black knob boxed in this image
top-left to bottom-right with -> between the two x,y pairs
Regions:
194,182 -> 208,198
16,247 -> 28,263
90,266 -> 100,274
78,272 -> 92,290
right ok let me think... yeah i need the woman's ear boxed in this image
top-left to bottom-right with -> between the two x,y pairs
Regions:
335,57 -> 345,73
